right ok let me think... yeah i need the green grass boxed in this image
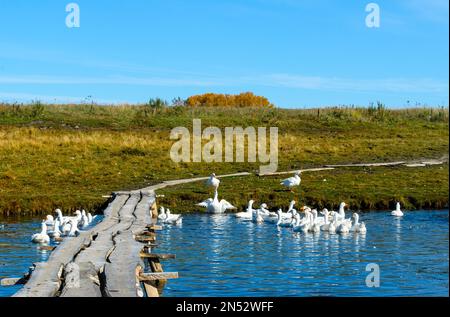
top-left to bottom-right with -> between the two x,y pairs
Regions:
0,103 -> 448,215
158,165 -> 449,213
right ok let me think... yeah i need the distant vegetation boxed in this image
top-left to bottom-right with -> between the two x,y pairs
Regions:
186,92 -> 274,108
0,101 -> 448,215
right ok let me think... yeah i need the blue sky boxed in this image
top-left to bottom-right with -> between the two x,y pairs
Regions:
0,0 -> 448,108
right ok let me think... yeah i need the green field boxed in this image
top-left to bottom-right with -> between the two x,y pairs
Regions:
0,103 -> 448,215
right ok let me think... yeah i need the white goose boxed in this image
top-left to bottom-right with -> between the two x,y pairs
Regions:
31,221 -> 50,244
62,218 -> 79,237
205,173 -> 220,189
48,219 -> 62,239
68,219 -> 80,237
350,213 -> 365,233
335,202 -> 348,221
391,202 -> 404,217
320,209 -> 333,232
55,209 -> 67,224
280,171 -> 301,191
278,201 -> 296,219
235,200 -> 255,219
197,189 -> 236,214
253,208 -> 265,224
87,212 -> 93,224
79,211 -> 89,229
311,209 -> 325,225
162,209 -> 183,225
158,207 -> 167,220
44,215 -> 55,226
276,209 -> 294,227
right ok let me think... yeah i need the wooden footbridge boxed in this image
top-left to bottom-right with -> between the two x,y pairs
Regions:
3,172 -> 251,297
7,190 -> 177,297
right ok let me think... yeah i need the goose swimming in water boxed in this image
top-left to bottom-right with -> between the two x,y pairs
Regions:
350,213 -> 367,233
320,209 -> 333,232
55,209 -> 67,224
161,209 -> 183,225
280,171 -> 301,191
158,206 -> 167,220
197,189 -> 236,214
391,202 -> 404,217
335,202 -> 347,221
79,211 -> 89,229
64,219 -> 80,237
253,208 -> 265,224
276,209 -> 294,227
48,219 -> 62,239
31,221 -> 50,244
235,200 -> 255,219
44,215 -> 55,226
205,173 -> 221,189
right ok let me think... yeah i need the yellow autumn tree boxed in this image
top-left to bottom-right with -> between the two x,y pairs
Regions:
186,92 -> 274,108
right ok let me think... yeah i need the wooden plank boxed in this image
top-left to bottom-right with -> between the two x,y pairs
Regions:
1,277 -> 27,286
139,272 -> 179,281
135,236 -> 156,243
143,282 -> 160,297
140,253 -> 175,260
147,224 -> 163,231
103,231 -> 145,297
60,262 -> 102,297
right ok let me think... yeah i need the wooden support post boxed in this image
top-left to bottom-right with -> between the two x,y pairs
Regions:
140,253 -> 176,260
151,202 -> 158,219
146,224 -> 163,231
1,277 -> 28,286
139,272 -> 179,281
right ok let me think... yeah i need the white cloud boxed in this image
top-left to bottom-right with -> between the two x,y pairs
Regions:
0,73 -> 447,95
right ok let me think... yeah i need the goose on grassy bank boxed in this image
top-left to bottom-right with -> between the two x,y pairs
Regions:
197,189 -> 236,214
280,171 -> 301,191
391,202 -> 404,217
206,173 -> 220,189
31,221 -> 50,244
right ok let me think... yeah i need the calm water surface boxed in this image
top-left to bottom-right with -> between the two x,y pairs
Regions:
0,211 -> 448,297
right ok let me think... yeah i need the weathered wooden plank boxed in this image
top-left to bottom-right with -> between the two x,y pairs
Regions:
146,225 -> 163,231
139,272 -> 179,281
60,262 -> 102,297
103,231 -> 145,297
1,277 -> 27,286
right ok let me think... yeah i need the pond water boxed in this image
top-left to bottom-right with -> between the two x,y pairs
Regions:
0,211 -> 448,297
156,210 -> 449,297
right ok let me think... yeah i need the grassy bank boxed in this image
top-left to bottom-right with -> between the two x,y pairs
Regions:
158,165 -> 449,213
0,103 -> 448,215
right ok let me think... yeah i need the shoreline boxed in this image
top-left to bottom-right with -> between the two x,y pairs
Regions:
1,160 -> 448,216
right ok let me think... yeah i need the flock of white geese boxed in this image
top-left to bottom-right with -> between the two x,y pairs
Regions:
157,172 -> 405,234
30,209 -> 97,244
29,172 -> 406,244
